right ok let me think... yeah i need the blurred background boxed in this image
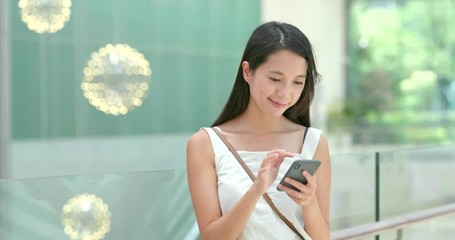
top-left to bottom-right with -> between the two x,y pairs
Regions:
0,0 -> 454,239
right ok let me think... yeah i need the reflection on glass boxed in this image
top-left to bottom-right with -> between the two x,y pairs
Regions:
18,0 -> 72,34
61,193 -> 111,240
81,44 -> 152,116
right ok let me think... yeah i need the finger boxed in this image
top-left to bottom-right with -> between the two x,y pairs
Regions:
265,152 -> 279,161
286,190 -> 304,201
303,171 -> 316,187
282,152 -> 295,158
266,149 -> 286,157
285,176 -> 315,194
294,189 -> 302,199
261,153 -> 278,167
273,152 -> 294,168
277,184 -> 300,198
277,184 -> 284,191
273,156 -> 286,168
276,151 -> 294,159
267,149 -> 294,158
284,177 -> 306,191
274,161 -> 283,170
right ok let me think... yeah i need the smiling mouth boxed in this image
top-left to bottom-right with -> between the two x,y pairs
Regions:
269,98 -> 287,108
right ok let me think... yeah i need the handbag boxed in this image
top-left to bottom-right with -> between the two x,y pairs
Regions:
211,127 -> 305,240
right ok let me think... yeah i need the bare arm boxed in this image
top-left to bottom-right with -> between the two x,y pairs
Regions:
187,129 -> 292,240
187,130 -> 261,240
302,134 -> 331,239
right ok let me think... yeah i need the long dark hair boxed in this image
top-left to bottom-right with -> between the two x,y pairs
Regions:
212,21 -> 320,127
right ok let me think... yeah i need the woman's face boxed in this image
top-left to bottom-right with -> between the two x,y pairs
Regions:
243,49 -> 308,117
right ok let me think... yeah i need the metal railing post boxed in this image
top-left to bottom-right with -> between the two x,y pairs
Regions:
396,228 -> 403,240
375,151 -> 380,240
0,0 -> 11,180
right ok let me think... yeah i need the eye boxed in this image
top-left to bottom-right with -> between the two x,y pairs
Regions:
269,77 -> 280,82
294,81 -> 304,85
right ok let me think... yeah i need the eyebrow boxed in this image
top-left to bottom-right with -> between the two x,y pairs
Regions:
269,70 -> 306,79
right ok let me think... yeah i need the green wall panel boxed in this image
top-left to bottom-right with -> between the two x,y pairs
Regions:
9,0 -> 260,139
11,39 -> 41,139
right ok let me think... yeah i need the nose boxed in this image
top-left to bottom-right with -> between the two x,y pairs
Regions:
275,84 -> 292,100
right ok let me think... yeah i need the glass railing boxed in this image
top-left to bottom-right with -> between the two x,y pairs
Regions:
332,203 -> 455,240
378,145 -> 455,219
0,169 -> 198,240
377,214 -> 455,240
330,152 -> 377,230
1,144 -> 454,239
331,144 -> 455,239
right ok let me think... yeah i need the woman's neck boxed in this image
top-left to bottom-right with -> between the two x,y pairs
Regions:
229,105 -> 289,134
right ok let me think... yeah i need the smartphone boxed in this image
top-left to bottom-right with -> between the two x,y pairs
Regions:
277,160 -> 321,191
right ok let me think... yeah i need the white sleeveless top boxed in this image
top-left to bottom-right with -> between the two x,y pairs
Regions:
203,127 -> 322,240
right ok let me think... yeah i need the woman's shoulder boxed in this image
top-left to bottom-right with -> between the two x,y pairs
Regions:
187,128 -> 214,163
187,128 -> 211,147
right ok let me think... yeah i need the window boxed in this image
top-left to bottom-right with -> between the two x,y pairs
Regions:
343,0 -> 455,144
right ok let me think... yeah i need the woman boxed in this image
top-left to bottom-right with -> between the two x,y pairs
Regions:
187,21 -> 331,240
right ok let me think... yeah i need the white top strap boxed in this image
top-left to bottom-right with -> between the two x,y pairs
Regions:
201,127 -> 228,154
301,127 -> 322,158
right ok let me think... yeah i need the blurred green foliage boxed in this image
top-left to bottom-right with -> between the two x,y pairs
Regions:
329,0 -> 455,144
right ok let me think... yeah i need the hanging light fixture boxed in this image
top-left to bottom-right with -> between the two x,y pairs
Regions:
61,193 -> 111,240
18,0 -> 72,34
81,44 -> 152,116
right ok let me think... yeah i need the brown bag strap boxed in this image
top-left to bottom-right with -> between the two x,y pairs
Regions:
211,127 -> 305,240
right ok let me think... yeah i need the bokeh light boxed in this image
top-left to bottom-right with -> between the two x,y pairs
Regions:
61,193 -> 111,240
18,0 -> 72,34
81,44 -> 152,116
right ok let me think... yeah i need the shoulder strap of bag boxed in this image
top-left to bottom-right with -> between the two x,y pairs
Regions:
211,127 -> 305,240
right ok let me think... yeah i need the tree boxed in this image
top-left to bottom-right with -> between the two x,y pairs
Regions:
340,0 -> 455,144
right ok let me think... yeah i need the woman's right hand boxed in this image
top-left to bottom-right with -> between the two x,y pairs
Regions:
251,149 -> 294,194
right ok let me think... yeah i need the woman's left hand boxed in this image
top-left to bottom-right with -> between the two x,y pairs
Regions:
277,170 -> 317,206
